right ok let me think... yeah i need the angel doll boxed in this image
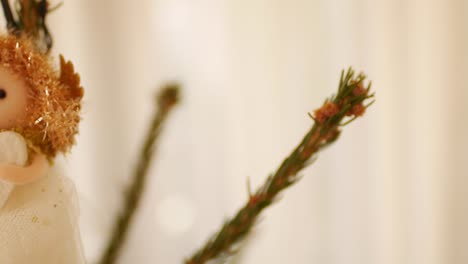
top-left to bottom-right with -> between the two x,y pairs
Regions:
0,35 -> 85,264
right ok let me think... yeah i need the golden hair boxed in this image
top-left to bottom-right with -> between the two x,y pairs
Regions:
0,35 -> 83,158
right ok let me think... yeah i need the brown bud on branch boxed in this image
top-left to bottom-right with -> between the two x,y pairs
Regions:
185,68 -> 374,264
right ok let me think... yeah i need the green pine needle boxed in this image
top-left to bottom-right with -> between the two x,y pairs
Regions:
185,68 -> 374,264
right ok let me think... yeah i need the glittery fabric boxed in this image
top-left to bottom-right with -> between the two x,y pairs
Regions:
0,131 -> 85,264
0,35 -> 83,158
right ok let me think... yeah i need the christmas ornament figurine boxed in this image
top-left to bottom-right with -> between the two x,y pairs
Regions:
0,35 -> 85,264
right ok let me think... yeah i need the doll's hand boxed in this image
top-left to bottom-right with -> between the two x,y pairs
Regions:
0,153 -> 49,185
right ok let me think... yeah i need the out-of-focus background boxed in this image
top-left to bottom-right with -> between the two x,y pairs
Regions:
11,0 -> 467,263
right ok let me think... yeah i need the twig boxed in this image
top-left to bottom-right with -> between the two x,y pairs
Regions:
17,0 -> 53,52
0,0 -> 55,52
99,84 -> 180,264
184,68 -> 374,264
1,0 -> 18,32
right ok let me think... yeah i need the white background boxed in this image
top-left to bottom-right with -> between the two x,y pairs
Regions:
12,0 -> 467,263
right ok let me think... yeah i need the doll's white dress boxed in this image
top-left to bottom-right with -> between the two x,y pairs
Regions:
0,131 -> 85,264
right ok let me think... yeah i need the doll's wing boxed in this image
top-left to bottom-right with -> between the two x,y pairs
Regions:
59,55 -> 84,100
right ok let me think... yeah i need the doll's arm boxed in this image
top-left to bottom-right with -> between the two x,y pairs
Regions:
0,153 -> 49,185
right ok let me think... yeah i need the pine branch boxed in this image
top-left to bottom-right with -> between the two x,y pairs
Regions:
99,84 -> 180,264
185,68 -> 374,264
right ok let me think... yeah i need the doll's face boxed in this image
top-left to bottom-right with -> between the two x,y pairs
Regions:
0,66 -> 28,129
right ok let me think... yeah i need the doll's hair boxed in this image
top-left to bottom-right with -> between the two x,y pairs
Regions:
0,35 -> 83,158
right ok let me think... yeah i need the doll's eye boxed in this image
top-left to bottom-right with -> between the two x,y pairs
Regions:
0,89 -> 6,99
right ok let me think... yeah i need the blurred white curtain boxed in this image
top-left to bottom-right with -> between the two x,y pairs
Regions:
39,0 -> 468,263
